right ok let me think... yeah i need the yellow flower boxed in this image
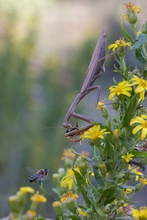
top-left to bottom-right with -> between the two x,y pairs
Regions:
52,201 -> 63,217
78,208 -> 87,217
60,168 -> 78,189
131,75 -> 147,100
20,186 -> 34,194
132,207 -> 147,220
60,191 -> 78,203
140,177 -> 147,185
26,210 -> 36,218
61,148 -> 76,160
109,81 -> 132,100
125,2 -> 141,13
30,192 -> 46,203
137,29 -> 142,36
121,2 -> 141,24
113,129 -> 119,137
108,38 -> 132,51
125,188 -> 133,193
121,152 -> 134,162
53,201 -> 62,207
128,165 -> 143,181
130,114 -> 147,140
80,125 -> 110,141
96,99 -> 106,110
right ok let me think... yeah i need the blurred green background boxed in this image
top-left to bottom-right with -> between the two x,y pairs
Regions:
0,0 -> 146,218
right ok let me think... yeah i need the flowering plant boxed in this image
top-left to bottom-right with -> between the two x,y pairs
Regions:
51,2 -> 147,220
6,2 -> 147,220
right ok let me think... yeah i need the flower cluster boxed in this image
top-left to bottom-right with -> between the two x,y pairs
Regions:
108,38 -> 132,52
8,187 -> 46,220
51,2 -> 147,219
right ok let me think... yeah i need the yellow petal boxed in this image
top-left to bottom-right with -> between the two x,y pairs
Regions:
132,125 -> 143,134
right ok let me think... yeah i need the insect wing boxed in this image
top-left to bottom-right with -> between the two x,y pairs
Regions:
26,167 -> 38,174
39,175 -> 49,182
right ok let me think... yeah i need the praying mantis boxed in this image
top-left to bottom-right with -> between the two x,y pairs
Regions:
63,30 -> 107,142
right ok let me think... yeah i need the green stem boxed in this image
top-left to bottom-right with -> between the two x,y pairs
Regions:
39,185 -> 54,199
119,56 -> 127,77
132,23 -> 137,38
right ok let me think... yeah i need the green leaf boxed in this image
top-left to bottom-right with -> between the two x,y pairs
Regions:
71,148 -> 81,157
93,165 -> 105,186
66,215 -> 81,220
52,188 -> 60,196
83,155 -> 96,166
93,206 -> 105,217
118,184 -> 135,190
122,94 -> 138,127
73,169 -> 91,208
83,156 -> 105,186
120,22 -> 133,43
131,151 -> 147,158
135,48 -> 147,64
99,185 -> 117,204
131,33 -> 147,49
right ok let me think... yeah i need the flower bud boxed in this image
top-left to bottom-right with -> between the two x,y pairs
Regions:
75,156 -> 89,176
101,106 -> 109,119
52,201 -> 63,217
8,195 -> 21,215
66,199 -> 77,213
98,162 -> 107,176
128,11 -> 137,24
64,157 -> 74,168
103,204 -> 112,214
25,210 -> 36,220
52,173 -> 59,187
58,168 -> 65,179
112,97 -> 119,110
113,129 -> 119,140
117,48 -> 126,57
116,173 -> 124,184
8,192 -> 26,217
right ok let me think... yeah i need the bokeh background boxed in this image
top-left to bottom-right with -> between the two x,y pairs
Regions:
0,0 -> 147,218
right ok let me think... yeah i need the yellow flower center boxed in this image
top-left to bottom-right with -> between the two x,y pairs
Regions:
141,79 -> 147,88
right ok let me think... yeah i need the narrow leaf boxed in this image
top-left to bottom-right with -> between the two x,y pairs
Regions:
73,169 -> 91,208
135,48 -> 147,64
71,148 -> 81,157
93,165 -> 105,186
120,22 -> 133,43
83,156 -> 105,186
131,151 -> 147,158
122,94 -> 138,127
99,185 -> 117,204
